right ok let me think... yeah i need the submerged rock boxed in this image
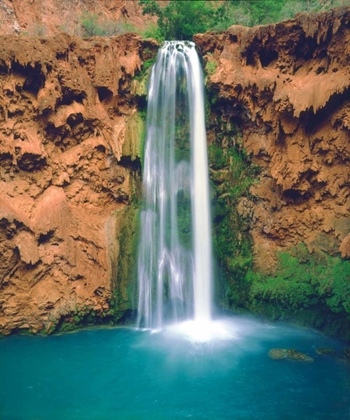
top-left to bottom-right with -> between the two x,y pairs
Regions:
315,348 -> 336,356
269,348 -> 314,362
343,347 -> 350,359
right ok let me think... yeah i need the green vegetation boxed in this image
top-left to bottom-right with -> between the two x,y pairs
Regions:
207,123 -> 261,306
131,57 -> 157,165
243,244 -> 350,339
116,203 -> 140,307
139,0 -> 225,41
44,303 -> 131,335
17,0 -> 348,39
229,1 -> 348,27
43,305 -> 105,335
139,0 -> 348,41
133,58 -> 156,85
247,243 -> 350,316
205,59 -> 218,76
176,191 -> 192,249
206,107 -> 350,339
80,12 -> 135,37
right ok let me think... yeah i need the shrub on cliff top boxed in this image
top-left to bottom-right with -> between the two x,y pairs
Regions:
219,0 -> 349,28
139,0 -> 225,41
140,0 -> 350,40
80,12 -> 135,37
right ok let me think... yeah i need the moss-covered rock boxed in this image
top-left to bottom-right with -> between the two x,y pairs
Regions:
207,121 -> 260,308
315,348 -> 336,356
113,202 -> 140,318
269,348 -> 314,362
122,111 -> 146,162
243,244 -> 350,340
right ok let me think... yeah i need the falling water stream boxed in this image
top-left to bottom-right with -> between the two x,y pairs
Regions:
137,41 -> 212,329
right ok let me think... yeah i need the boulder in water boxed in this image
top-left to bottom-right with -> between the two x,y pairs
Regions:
268,348 -> 314,362
268,348 -> 288,360
315,348 -> 336,356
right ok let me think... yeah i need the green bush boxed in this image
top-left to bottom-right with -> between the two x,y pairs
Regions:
205,60 -> 218,76
139,0 -> 225,41
139,0 -> 350,39
80,12 -> 135,37
216,0 -> 349,29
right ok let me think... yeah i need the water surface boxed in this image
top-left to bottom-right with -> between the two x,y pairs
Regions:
1,317 -> 349,420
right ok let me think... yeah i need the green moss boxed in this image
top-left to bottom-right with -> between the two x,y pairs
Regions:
205,59 -> 217,76
131,57 -> 156,98
115,202 -> 140,313
174,117 -> 190,163
123,111 -> 146,162
175,191 -> 192,249
233,243 -> 350,340
135,58 -> 156,81
247,244 -> 349,312
208,140 -> 260,306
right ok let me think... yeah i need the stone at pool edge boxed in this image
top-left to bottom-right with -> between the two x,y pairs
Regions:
344,347 -> 350,359
268,348 -> 314,362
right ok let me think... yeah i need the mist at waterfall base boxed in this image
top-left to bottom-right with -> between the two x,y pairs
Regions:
1,44 -> 350,420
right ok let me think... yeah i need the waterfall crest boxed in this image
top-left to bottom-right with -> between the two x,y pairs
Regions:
137,41 -> 212,329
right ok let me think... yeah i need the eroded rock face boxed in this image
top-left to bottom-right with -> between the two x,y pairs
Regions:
195,7 -> 350,272
0,33 -> 157,335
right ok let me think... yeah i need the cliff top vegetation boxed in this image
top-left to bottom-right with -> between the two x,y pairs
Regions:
139,0 -> 349,41
6,0 -> 348,39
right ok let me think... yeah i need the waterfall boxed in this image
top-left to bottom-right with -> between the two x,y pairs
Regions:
137,41 -> 212,329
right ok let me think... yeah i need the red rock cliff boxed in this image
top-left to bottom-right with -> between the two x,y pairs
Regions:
0,33 -> 157,334
195,6 -> 350,272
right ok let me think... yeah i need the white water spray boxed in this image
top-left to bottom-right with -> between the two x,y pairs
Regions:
137,41 -> 212,329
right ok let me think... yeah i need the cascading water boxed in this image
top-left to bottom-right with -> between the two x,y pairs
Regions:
137,41 -> 213,329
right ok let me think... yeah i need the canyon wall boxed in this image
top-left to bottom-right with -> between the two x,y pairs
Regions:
0,33 -> 157,335
0,6 -> 349,338
195,6 -> 350,339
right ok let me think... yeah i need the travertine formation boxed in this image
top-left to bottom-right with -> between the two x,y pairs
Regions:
0,5 -> 349,336
0,33 -> 157,334
195,6 -> 350,272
